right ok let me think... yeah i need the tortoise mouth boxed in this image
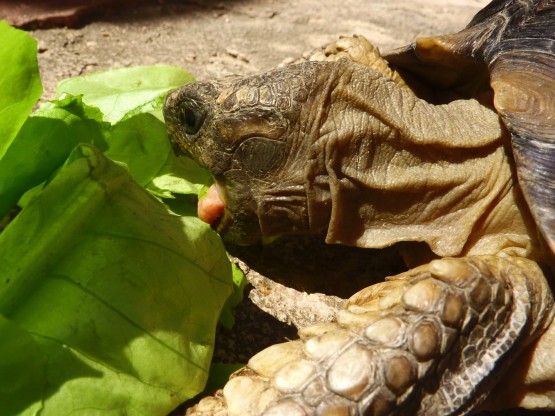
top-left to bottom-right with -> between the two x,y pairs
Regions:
197,182 -> 226,226
197,176 -> 267,246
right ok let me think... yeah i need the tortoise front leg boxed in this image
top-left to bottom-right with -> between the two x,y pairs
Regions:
187,256 -> 553,415
309,35 -> 407,86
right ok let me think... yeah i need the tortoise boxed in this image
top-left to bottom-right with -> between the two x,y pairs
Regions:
163,0 -> 555,414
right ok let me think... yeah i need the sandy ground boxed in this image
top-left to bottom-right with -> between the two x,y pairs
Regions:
29,1 -> 549,414
32,0 -> 488,99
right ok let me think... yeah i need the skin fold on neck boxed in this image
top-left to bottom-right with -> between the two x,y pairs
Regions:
304,60 -> 540,261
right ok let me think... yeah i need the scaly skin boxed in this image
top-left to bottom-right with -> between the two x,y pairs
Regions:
186,256 -> 553,415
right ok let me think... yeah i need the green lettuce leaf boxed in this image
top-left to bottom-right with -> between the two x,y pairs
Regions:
104,112 -> 211,195
0,145 -> 233,415
146,155 -> 212,198
0,21 -> 42,160
105,113 -> 170,187
56,66 -> 195,124
0,316 -> 46,416
219,262 -> 249,329
0,95 -> 109,217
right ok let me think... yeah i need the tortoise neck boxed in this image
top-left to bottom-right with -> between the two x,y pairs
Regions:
305,60 -> 539,259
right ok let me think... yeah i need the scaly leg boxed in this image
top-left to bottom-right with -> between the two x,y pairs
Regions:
309,35 -> 406,86
187,256 -> 554,415
281,35 -> 406,87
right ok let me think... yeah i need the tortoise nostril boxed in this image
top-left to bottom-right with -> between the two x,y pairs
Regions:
180,98 -> 207,135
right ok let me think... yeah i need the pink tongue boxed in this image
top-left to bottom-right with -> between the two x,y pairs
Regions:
198,184 -> 225,225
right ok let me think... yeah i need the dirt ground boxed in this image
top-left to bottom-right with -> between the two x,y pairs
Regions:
26,1 -> 550,415
31,0 -> 488,99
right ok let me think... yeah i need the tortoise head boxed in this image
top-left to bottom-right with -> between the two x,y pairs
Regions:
164,62 -> 335,245
165,58 -> 533,259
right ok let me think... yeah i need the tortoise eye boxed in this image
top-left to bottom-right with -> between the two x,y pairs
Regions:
179,99 -> 207,135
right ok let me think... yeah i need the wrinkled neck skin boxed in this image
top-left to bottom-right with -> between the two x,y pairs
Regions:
303,60 -> 541,262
